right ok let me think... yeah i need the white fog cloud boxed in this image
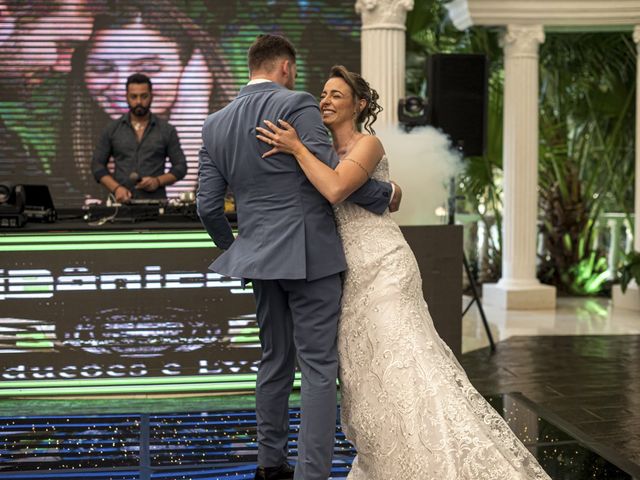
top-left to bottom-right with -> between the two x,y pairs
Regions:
377,126 -> 463,226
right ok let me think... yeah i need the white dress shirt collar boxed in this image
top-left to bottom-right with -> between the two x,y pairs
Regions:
247,78 -> 273,85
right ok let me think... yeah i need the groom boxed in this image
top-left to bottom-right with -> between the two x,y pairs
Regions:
197,34 -> 400,480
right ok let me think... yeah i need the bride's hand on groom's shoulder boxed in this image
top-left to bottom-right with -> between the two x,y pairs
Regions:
256,119 -> 303,158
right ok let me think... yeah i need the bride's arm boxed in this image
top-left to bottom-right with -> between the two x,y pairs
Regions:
257,119 -> 385,205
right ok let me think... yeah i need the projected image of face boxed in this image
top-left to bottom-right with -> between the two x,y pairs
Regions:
0,0 -> 93,85
85,24 -> 183,118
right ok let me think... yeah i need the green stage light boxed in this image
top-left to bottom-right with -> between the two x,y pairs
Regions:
0,373 -> 304,397
0,230 -> 237,252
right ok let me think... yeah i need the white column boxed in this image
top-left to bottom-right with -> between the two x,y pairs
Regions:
356,0 -> 414,126
483,24 -> 556,310
613,25 -> 640,311
635,26 -> 640,254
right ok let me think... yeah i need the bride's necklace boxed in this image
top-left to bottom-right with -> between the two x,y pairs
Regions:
336,132 -> 361,158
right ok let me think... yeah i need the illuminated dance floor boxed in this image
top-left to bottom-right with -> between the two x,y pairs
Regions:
0,393 -> 633,480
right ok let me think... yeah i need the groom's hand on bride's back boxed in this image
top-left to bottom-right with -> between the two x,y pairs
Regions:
389,181 -> 402,213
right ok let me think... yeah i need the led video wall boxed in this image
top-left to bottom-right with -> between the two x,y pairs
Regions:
0,230 -> 272,395
0,226 -> 464,396
0,0 -> 361,208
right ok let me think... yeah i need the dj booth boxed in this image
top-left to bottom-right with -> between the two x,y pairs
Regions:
0,204 -> 462,398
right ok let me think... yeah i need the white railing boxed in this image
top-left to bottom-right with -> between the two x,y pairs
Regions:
455,212 -> 635,283
593,213 -> 635,278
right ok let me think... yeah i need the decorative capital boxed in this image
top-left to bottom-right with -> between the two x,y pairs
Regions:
501,25 -> 545,58
634,25 -> 640,45
355,0 -> 414,30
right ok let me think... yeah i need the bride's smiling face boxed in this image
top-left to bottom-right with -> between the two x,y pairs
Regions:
319,77 -> 356,128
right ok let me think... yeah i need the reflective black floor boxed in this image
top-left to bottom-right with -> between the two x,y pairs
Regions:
0,393 -> 633,479
462,334 -> 640,478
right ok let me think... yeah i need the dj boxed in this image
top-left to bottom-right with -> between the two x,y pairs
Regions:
91,73 -> 187,203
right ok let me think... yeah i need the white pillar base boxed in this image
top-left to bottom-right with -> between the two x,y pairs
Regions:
483,281 -> 556,310
612,282 -> 640,312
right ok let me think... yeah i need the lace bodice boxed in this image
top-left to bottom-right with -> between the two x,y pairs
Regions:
333,156 -> 405,274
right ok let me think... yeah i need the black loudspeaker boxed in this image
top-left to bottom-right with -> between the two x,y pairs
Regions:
427,54 -> 488,157
0,183 -> 27,228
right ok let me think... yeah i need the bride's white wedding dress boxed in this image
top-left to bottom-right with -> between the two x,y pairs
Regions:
334,156 -> 550,480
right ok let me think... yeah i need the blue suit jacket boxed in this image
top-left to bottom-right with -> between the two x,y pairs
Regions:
197,82 -> 392,281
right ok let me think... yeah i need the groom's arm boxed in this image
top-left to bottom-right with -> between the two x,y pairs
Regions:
197,133 -> 235,250
288,93 -> 394,215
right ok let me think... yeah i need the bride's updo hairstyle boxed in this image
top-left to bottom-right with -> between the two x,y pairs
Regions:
329,65 -> 383,135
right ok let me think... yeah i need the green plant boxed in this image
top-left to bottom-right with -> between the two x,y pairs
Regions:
537,33 -> 635,294
619,251 -> 640,293
564,252 -> 610,295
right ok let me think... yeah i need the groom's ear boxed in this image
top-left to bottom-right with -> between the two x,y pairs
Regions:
281,58 -> 296,89
280,59 -> 291,76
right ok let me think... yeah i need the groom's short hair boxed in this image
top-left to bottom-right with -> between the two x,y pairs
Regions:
248,34 -> 297,73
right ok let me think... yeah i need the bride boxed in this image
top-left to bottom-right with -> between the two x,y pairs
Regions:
256,65 -> 550,480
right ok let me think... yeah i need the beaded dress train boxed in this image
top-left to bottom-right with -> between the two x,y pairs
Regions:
334,156 -> 550,480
